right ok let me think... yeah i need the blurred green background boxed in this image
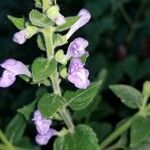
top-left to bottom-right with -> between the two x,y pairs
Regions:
0,0 -> 150,149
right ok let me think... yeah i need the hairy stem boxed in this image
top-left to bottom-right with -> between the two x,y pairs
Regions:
50,70 -> 75,133
43,28 -> 54,59
42,1 -> 75,133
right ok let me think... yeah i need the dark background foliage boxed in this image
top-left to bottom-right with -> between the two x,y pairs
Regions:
0,0 -> 150,149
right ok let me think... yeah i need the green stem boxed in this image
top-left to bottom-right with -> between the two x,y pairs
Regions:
100,116 -> 135,149
43,28 -> 54,59
50,70 -> 75,133
42,0 -> 75,133
0,129 -> 13,149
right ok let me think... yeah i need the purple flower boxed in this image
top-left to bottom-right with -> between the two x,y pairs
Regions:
68,58 -> 84,73
13,30 -> 28,45
36,129 -> 57,145
68,58 -> 90,89
0,70 -> 16,88
13,26 -> 38,45
67,37 -> 89,58
54,14 -> 66,25
1,59 -> 31,77
66,9 -> 91,39
33,110 -> 52,135
0,59 -> 31,88
33,110 -> 57,145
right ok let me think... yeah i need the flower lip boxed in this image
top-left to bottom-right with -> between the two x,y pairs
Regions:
67,37 -> 89,58
68,58 -> 90,89
68,68 -> 90,89
0,70 -> 16,88
68,58 -> 84,74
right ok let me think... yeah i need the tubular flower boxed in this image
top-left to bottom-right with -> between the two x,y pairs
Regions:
33,110 -> 57,145
0,59 -> 31,88
67,37 -> 89,58
66,9 -> 91,39
68,58 -> 90,89
13,26 -> 38,45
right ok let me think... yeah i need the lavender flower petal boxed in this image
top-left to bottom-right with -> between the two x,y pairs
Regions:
68,68 -> 90,89
35,129 -> 57,145
13,30 -> 28,44
35,118 -> 52,135
66,9 -> 91,39
1,59 -> 31,77
55,14 -> 66,25
0,70 -> 16,88
68,58 -> 84,74
67,37 -> 89,58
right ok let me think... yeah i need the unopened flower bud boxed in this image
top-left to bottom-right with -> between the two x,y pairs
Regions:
13,26 -> 38,44
46,5 -> 66,25
54,14 -> 66,25
13,30 -> 28,44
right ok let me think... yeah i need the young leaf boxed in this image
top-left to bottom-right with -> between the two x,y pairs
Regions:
56,16 -> 80,32
34,0 -> 42,8
130,116 -> 150,147
38,93 -> 63,118
110,85 -> 143,109
29,10 -> 53,28
5,114 -> 27,144
64,81 -> 102,111
37,34 -> 46,51
32,57 -> 56,82
7,15 -> 25,30
54,124 -> 99,150
53,34 -> 67,48
17,99 -> 38,121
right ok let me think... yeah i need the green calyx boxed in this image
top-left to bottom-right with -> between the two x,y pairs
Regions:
46,5 -> 60,21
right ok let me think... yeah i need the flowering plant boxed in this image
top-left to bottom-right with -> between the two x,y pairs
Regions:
0,0 -> 149,150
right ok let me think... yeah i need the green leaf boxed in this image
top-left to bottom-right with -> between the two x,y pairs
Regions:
32,57 -> 56,82
123,56 -> 138,82
15,137 -> 40,150
56,16 -> 80,32
53,34 -> 67,48
5,114 -> 27,144
130,116 -> 150,147
37,33 -> 46,51
34,0 -> 42,8
65,81 -> 102,110
54,124 -> 99,150
29,10 -> 53,28
89,122 -> 113,142
17,99 -> 38,121
110,85 -> 143,109
7,15 -> 25,30
38,93 -> 63,118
